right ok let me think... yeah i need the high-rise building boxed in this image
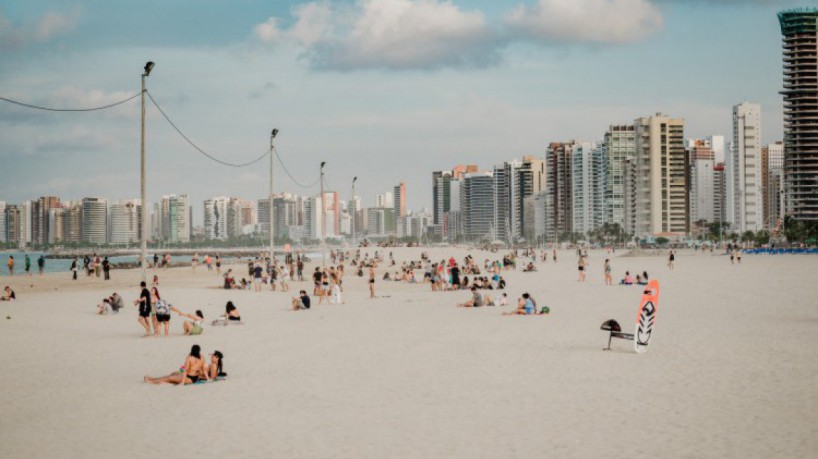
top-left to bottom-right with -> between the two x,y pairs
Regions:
523,192 -> 548,245
604,125 -> 636,229
762,142 -> 785,229
633,114 -> 687,237
4,204 -> 20,245
62,201 -> 82,243
0,201 -> 5,243
546,142 -> 574,241
493,159 -> 521,243
713,163 -> 728,224
732,102 -> 763,232
109,199 -> 142,244
778,9 -> 818,220
81,197 -> 109,244
366,207 -> 396,236
204,197 -> 230,240
161,194 -> 190,243
688,140 -> 716,224
393,182 -> 406,222
572,142 -> 606,236
462,172 -> 494,240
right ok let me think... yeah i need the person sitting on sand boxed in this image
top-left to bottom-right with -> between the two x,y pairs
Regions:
291,290 -> 311,310
523,262 -> 537,272
498,293 -> 508,306
212,302 -> 242,325
621,272 -> 633,285
457,287 -> 484,308
144,344 -> 207,385
170,306 -> 204,335
502,293 -> 535,316
97,292 -> 124,314
1,285 -> 16,301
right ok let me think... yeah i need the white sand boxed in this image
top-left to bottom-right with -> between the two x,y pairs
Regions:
0,248 -> 816,458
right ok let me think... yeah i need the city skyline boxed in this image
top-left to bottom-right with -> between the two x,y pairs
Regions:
0,0 -> 806,221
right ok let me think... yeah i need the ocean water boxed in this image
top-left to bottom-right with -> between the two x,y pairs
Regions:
0,252 -> 139,274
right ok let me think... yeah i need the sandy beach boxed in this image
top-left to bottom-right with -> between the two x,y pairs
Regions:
0,247 -> 816,458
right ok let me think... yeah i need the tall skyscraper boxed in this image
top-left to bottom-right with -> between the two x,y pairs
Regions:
109,199 -> 142,244
762,142 -> 785,229
4,204 -> 20,245
81,197 -> 109,244
732,102 -> 763,232
605,125 -> 636,229
713,163 -> 728,224
63,201 -> 82,243
493,159 -> 521,242
546,142 -> 574,240
779,9 -> 818,220
0,201 -> 5,243
161,194 -> 190,243
393,182 -> 406,220
204,197 -> 230,240
572,142 -> 607,236
633,114 -> 687,236
462,172 -> 494,240
688,140 -> 716,224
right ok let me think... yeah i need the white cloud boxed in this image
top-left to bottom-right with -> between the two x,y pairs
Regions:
0,9 -> 79,51
505,0 -> 663,44
254,0 -> 499,70
254,17 -> 282,43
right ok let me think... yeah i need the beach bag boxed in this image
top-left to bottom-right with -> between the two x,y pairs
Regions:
540,306 -> 550,314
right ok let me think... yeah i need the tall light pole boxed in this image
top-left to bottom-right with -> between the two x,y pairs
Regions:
319,161 -> 326,267
140,61 -> 154,283
351,176 -> 357,245
269,129 -> 278,264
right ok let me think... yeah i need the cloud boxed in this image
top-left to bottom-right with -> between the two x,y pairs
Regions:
254,0 -> 499,71
0,9 -> 79,51
505,0 -> 663,44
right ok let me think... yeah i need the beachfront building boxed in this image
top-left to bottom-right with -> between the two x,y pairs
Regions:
523,192 -> 548,245
779,9 -> 818,220
762,142 -> 785,230
0,201 -> 5,243
393,182 -> 406,229
432,165 -> 477,240
632,114 -> 688,237
688,140 -> 716,224
713,163 -> 728,225
545,142 -> 574,241
109,199 -> 141,244
204,197 -> 230,240
493,157 -> 545,243
604,125 -> 636,230
81,197 -> 109,244
572,142 -> 607,236
365,207 -> 396,237
3,204 -> 20,245
272,194 -> 300,240
732,102 -> 763,232
160,194 -> 191,243
461,171 -> 494,241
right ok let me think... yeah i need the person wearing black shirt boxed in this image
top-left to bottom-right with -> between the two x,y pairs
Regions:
450,264 -> 461,288
102,257 -> 111,280
134,281 -> 152,336
291,290 -> 311,310
37,255 -> 45,276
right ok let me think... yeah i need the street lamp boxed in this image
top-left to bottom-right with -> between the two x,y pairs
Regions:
319,161 -> 326,267
269,129 -> 278,264
140,61 -> 154,282
351,176 -> 357,244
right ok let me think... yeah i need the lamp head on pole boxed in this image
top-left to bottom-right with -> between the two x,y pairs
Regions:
144,61 -> 155,76
271,128 -> 279,139
353,176 -> 357,184
320,161 -> 326,170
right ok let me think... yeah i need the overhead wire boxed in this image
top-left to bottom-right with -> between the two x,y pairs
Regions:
274,146 -> 321,189
146,90 -> 270,168
0,92 -> 141,111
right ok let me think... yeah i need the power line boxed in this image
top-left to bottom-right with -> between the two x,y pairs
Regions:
274,146 -> 321,189
146,90 -> 270,168
0,92 -> 141,111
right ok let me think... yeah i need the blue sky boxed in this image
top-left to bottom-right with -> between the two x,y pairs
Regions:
0,0 -> 806,224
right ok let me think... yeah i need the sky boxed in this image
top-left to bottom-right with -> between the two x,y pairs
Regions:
0,0 -> 808,226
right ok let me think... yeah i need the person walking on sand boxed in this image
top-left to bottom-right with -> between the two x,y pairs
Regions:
70,258 -> 78,280
6,255 -> 13,277
369,265 -> 376,298
577,253 -> 587,282
604,259 -> 612,285
134,281 -> 152,337
553,249 -> 557,263
37,255 -> 45,276
668,250 -> 675,270
102,257 -> 111,280
737,248 -> 742,264
24,254 -> 31,277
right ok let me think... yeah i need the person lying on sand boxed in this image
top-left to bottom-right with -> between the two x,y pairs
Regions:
211,301 -> 242,326
170,306 -> 204,335
144,345 -> 207,385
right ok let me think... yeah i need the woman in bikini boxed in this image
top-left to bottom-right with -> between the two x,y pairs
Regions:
204,350 -> 226,380
144,345 -> 206,385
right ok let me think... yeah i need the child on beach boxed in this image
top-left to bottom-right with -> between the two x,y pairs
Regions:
1,286 -> 15,301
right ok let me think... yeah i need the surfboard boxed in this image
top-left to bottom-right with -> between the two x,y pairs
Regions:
634,280 -> 659,353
